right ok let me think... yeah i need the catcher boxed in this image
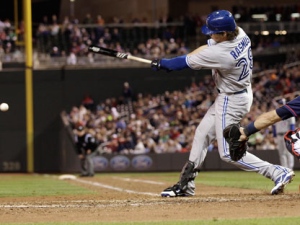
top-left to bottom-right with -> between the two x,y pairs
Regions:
224,93 -> 300,162
224,94 -> 300,194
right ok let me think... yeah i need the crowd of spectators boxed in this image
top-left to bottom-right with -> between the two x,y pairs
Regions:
67,57 -> 300,155
0,18 -> 19,61
35,10 -> 300,63
35,13 -> 190,63
232,4 -> 300,22
2,3 -> 300,64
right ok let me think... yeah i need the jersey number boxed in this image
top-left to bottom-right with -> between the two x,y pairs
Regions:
236,47 -> 253,81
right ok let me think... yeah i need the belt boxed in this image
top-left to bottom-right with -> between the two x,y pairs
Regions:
217,89 -> 247,95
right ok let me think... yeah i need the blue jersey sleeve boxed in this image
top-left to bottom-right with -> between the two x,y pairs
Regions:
160,55 -> 190,71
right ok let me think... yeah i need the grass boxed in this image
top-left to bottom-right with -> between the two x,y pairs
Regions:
198,170 -> 300,193
111,170 -> 300,192
0,174 -> 95,197
1,171 -> 298,197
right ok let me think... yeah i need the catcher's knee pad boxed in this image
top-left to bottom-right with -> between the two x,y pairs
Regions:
178,161 -> 200,190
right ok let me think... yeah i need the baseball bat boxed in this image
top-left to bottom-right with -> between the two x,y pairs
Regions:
88,45 -> 152,64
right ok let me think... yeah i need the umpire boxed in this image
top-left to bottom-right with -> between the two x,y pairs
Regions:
74,125 -> 99,177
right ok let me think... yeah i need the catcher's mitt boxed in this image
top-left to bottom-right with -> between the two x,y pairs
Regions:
223,123 -> 248,161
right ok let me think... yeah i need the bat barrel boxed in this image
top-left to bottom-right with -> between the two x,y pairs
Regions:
88,46 -> 118,57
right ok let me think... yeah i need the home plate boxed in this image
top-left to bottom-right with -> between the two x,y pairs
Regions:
58,174 -> 77,180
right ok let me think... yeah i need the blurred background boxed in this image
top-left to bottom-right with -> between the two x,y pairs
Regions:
0,0 -> 299,173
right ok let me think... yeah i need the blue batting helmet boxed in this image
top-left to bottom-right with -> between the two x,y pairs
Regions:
201,10 -> 237,35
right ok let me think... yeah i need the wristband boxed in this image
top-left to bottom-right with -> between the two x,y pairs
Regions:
243,122 -> 259,137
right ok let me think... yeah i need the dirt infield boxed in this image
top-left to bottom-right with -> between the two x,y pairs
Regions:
1,175 -> 300,223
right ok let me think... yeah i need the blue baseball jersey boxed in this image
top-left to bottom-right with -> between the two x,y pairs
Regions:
276,96 -> 300,120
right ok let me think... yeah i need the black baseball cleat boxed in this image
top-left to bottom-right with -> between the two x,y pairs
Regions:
161,184 -> 192,197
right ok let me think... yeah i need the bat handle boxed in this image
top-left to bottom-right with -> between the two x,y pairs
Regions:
127,55 -> 152,64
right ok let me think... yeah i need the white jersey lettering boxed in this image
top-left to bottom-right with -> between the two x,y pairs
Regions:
187,27 -> 252,93
231,36 -> 251,60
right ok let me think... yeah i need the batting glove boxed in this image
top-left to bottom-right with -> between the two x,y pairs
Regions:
151,59 -> 161,71
151,59 -> 172,72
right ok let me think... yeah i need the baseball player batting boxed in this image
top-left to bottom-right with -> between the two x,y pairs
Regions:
151,10 -> 294,197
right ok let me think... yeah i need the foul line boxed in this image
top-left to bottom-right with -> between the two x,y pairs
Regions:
74,178 -> 159,196
112,177 -> 165,185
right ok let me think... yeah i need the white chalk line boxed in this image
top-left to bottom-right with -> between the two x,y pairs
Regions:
112,176 -> 165,185
0,204 -> 92,208
0,198 -> 184,209
46,174 -> 162,196
74,178 -> 159,197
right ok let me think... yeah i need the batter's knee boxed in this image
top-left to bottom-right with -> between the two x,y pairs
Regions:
219,154 -> 232,163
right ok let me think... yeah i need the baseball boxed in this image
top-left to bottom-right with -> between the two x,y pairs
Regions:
0,103 -> 9,111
